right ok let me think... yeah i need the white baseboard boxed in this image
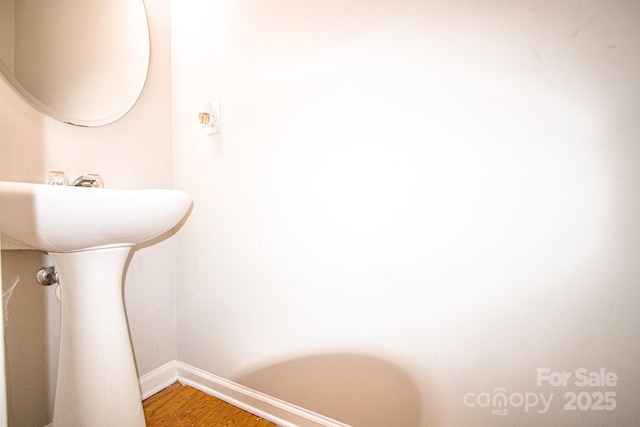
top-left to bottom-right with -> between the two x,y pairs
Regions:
138,360 -> 350,427
139,361 -> 181,400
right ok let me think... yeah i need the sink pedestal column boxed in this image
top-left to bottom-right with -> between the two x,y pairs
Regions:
50,247 -> 145,427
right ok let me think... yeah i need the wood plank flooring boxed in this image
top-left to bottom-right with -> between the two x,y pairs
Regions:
143,382 -> 277,427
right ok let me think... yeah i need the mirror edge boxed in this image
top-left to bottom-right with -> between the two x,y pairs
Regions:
0,0 -> 151,127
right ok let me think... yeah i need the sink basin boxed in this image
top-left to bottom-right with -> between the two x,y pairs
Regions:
0,180 -> 192,427
0,180 -> 191,252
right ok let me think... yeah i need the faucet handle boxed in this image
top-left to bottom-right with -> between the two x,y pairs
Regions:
72,174 -> 104,188
46,171 -> 69,186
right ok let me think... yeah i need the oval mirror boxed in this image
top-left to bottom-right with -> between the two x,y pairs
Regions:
0,0 -> 149,127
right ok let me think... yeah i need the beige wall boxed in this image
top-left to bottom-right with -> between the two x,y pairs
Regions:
0,0 -> 176,425
172,1 -> 640,426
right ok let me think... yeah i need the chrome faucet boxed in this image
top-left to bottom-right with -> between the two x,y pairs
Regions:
72,174 -> 104,188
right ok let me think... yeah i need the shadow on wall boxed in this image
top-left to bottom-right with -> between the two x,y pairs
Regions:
235,353 -> 438,427
1,250 -> 59,427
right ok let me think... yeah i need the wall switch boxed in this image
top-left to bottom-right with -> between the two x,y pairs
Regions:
207,101 -> 221,135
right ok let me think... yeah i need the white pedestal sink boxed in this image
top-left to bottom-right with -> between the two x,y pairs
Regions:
0,181 -> 192,427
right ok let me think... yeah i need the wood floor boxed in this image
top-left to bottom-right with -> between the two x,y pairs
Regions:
143,382 -> 277,427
